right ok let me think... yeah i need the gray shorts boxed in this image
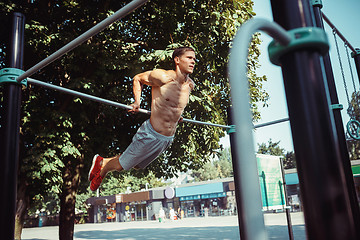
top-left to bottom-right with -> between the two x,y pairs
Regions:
119,120 -> 174,170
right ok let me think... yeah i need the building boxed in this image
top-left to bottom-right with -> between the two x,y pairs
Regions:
86,178 -> 236,223
86,158 -> 360,223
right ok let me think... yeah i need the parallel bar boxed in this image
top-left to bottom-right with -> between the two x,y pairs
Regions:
27,78 -> 150,115
17,0 -> 149,82
28,78 -> 292,131
181,118 -> 230,129
322,12 -> 356,53
27,78 -> 230,128
253,117 -> 289,129
229,18 -> 291,240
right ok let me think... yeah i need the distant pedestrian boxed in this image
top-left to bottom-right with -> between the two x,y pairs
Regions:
159,207 -> 166,223
177,207 -> 182,220
169,207 -> 176,221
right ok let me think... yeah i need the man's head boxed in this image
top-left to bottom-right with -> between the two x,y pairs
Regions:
172,46 -> 196,74
172,47 -> 195,62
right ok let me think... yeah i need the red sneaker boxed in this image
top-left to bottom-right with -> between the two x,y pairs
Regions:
88,154 -> 103,181
90,172 -> 104,191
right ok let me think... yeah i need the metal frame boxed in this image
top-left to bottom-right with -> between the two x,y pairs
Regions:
0,12 -> 25,240
322,12 -> 356,53
1,1 -> 149,239
28,77 -> 292,130
27,77 -> 232,129
321,10 -> 360,86
270,0 -> 360,238
16,0 -> 149,82
228,18 -> 291,240
313,4 -> 360,235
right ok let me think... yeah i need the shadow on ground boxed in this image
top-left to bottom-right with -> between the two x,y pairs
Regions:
70,224 -> 305,240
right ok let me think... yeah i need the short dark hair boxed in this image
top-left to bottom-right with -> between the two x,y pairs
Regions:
172,47 -> 195,62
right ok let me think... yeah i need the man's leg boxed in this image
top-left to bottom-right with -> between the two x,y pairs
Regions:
100,155 -> 123,177
90,154 -> 123,191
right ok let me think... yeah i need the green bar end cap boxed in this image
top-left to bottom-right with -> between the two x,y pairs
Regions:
268,27 -> 329,66
351,48 -> 360,58
226,125 -> 236,134
311,0 -> 323,8
330,104 -> 343,110
0,68 -> 27,87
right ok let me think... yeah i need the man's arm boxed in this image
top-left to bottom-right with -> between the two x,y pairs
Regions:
132,71 -> 150,106
129,69 -> 170,113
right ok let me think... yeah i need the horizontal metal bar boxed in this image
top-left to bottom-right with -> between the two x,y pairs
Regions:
28,78 -> 291,130
27,78 -> 231,128
27,78 -> 151,114
181,118 -> 231,129
17,0 -> 149,82
253,117 -> 289,129
322,12 -> 356,53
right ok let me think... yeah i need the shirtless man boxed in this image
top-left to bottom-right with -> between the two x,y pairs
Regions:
89,47 -> 196,191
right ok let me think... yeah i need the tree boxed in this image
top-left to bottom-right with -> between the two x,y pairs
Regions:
191,161 -> 220,182
1,0 -> 267,239
257,139 -> 296,169
346,91 -> 360,160
257,139 -> 285,156
284,151 -> 296,169
191,147 -> 233,181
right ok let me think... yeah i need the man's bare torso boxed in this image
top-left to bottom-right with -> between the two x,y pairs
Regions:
150,70 -> 193,136
131,50 -> 196,136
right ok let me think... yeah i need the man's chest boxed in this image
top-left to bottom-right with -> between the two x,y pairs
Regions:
154,81 -> 191,107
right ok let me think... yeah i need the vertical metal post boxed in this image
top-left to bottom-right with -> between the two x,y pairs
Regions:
312,2 -> 360,236
279,158 -> 294,240
227,107 -> 252,239
270,0 -> 359,239
260,171 -> 269,211
351,49 -> 360,85
0,12 -> 25,240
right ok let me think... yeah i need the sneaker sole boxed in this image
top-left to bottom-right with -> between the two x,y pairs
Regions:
88,154 -> 99,181
90,175 -> 103,191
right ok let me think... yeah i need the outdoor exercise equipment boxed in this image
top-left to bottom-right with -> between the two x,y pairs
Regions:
16,0 -> 150,82
0,1 -> 150,239
0,5 -> 292,240
229,17 -> 292,240
273,0 -> 358,239
312,2 -> 360,238
227,0 -> 360,239
0,12 -> 25,240
330,18 -> 360,140
1,68 -> 290,131
3,1 -> 360,240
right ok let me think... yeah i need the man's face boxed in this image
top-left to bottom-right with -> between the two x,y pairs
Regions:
175,51 -> 196,74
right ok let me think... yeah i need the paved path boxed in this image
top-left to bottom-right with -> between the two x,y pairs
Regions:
22,212 -> 306,240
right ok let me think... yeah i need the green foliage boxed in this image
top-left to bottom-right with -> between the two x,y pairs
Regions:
284,151 -> 296,169
0,0 -> 268,235
257,139 -> 296,169
347,91 -> 360,160
257,139 -> 285,156
191,148 -> 233,181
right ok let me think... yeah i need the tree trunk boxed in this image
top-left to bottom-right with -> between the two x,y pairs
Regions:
14,181 -> 29,240
59,155 -> 83,240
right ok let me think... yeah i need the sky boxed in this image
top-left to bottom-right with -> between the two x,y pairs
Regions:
220,0 -> 360,152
